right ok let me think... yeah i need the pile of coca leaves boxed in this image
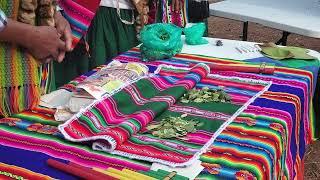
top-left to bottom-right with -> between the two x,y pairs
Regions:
180,86 -> 231,103
146,114 -> 203,139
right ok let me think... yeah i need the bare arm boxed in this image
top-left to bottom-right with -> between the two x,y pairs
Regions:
0,19 -> 36,48
0,19 -> 66,62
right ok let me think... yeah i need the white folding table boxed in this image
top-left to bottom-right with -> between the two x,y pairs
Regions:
209,0 -> 320,45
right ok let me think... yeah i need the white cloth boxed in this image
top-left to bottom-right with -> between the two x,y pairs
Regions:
100,0 -> 134,10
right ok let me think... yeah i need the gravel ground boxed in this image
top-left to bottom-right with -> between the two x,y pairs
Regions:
208,1 -> 320,179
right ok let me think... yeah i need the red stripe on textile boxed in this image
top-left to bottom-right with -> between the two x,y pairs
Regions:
71,0 -> 101,12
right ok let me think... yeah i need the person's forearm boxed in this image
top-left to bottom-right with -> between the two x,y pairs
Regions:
0,19 -> 35,48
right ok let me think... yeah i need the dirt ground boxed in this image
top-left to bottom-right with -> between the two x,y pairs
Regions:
207,1 -> 320,179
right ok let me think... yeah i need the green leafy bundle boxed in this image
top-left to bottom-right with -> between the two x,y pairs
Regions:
146,114 -> 203,139
180,87 -> 231,103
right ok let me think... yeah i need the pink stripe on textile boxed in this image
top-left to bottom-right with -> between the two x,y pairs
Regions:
59,0 -> 95,26
0,129 -> 149,171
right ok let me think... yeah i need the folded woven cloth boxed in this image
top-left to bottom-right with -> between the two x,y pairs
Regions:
59,63 -> 271,167
58,0 -> 100,48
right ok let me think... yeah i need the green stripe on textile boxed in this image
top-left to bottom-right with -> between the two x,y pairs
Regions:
120,122 -> 135,135
79,115 -> 100,133
138,134 -> 203,149
133,79 -> 160,98
92,108 -> 108,127
129,136 -> 193,156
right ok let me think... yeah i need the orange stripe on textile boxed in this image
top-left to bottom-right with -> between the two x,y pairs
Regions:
0,162 -> 52,180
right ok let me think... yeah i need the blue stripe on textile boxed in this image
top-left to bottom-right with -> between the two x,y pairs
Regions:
0,145 -> 77,180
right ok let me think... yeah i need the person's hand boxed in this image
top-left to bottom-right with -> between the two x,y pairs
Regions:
55,12 -> 72,50
54,11 -> 73,62
26,26 -> 66,63
171,0 -> 181,13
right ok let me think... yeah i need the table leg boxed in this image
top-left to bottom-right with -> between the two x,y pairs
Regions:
313,74 -> 320,138
242,21 -> 248,41
276,31 -> 291,45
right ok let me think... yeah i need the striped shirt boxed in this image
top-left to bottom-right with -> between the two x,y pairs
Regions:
0,9 -> 7,32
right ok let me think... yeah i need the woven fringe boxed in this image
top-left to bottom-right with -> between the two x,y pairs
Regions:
0,85 -> 40,117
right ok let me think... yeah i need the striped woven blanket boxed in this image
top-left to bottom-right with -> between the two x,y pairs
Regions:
0,48 -> 317,179
59,63 -> 271,166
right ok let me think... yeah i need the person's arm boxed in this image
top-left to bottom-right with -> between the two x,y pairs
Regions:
52,8 -> 73,62
0,19 -> 36,47
54,11 -> 72,51
0,18 -> 66,62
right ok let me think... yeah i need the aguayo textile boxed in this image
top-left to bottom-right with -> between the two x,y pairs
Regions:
59,64 -> 270,166
0,1 -> 52,117
58,0 -> 101,48
112,48 -> 318,179
0,48 -> 318,179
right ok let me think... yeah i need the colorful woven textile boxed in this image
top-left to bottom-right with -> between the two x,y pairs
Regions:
0,49 -> 317,179
113,48 -> 317,179
0,162 -> 52,180
0,0 -> 101,117
59,63 -> 270,166
58,0 -> 100,48
115,48 -> 317,141
0,1 -> 47,117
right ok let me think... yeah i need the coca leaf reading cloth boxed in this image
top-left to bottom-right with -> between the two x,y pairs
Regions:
59,64 -> 271,167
